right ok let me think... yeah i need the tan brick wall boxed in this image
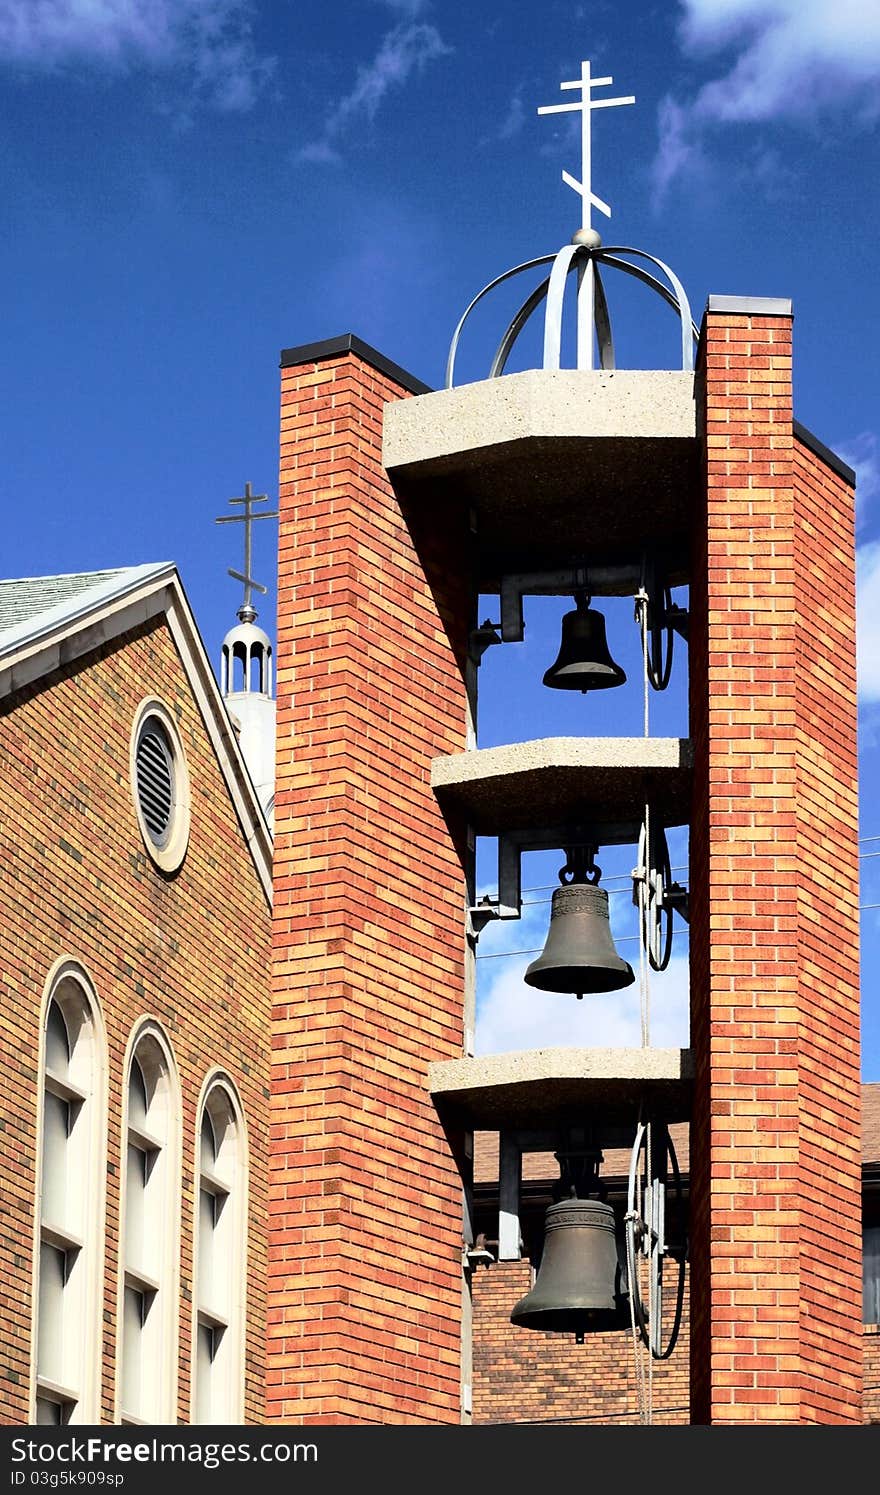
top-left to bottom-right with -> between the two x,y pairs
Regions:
865,1328 -> 880,1424
689,307 -> 861,1422
472,1262 -> 878,1424
472,1260 -> 690,1425
267,350 -> 470,1424
0,617 -> 270,1425
792,439 -> 861,1418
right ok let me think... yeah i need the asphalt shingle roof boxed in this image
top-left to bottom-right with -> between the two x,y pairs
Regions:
0,563 -> 171,660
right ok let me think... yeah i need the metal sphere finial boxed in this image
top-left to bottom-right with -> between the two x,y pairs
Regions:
572,227 -> 602,250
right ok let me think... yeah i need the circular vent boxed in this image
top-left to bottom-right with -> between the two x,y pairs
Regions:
135,721 -> 174,847
130,700 -> 190,872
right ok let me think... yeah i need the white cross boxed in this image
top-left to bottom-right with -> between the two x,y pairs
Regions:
538,59 -> 635,232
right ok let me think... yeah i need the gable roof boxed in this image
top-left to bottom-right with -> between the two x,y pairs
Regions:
0,562 -> 272,904
0,566 -> 162,651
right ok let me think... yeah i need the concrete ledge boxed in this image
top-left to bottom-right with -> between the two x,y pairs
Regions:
384,370 -> 696,467
383,370 -> 698,586
431,736 -> 692,835
429,1047 -> 694,1128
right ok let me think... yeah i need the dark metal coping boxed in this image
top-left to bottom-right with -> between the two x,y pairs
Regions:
279,333 -> 432,396
793,419 -> 856,487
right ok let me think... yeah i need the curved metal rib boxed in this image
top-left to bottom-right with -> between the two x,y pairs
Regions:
445,254 -> 557,388
593,261 -> 615,370
542,243 -> 582,371
597,246 -> 698,370
599,253 -> 700,341
448,242 -> 698,384
489,275 -> 552,378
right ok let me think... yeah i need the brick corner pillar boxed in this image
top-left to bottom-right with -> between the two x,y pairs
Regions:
266,335 -> 470,1424
689,296 -> 862,1423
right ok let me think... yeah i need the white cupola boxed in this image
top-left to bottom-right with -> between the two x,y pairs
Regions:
215,482 -> 278,832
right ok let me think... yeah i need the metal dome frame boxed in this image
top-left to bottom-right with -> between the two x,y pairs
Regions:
445,240 -> 699,389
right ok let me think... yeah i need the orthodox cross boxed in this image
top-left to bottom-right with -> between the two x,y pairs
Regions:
214,481 -> 278,624
537,60 -> 635,370
538,59 -> 635,233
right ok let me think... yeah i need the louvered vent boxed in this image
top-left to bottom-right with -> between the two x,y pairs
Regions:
135,721 -> 174,847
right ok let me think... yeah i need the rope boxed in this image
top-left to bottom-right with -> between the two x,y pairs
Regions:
646,1121 -> 654,1419
635,583 -> 652,1048
636,583 -> 650,738
625,1116 -> 648,1425
634,586 -> 654,1423
638,804 -> 651,1048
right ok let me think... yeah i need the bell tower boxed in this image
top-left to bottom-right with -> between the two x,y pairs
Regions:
266,63 -> 861,1424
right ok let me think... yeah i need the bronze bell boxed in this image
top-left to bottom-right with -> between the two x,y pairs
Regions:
525,881 -> 634,997
543,592 -> 626,693
510,1197 -> 629,1340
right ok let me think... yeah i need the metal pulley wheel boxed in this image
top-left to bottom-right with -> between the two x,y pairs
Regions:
646,579 -> 675,691
624,1120 -> 686,1360
634,822 -> 673,972
637,556 -> 676,693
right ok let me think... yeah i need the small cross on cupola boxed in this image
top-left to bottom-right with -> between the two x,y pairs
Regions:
215,480 -> 279,626
214,481 -> 278,830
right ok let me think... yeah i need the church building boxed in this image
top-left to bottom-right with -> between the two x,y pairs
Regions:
0,562 -> 272,1424
1,57 -> 877,1429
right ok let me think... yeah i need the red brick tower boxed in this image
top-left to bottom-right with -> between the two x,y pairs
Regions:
267,82 -> 860,1425
688,299 -> 861,1422
267,337 -> 471,1423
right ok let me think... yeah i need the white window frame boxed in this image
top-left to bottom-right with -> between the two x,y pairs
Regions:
30,959 -> 107,1425
191,1072 -> 248,1424
129,697 -> 191,874
115,1018 -> 181,1425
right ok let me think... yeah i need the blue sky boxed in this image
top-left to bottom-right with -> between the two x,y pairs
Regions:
2,1 -> 878,1074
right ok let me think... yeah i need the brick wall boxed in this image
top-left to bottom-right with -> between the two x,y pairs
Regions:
472,1262 -> 878,1424
792,438 -> 862,1416
267,347 -> 470,1424
689,303 -> 861,1422
866,1328 -> 880,1423
0,618 -> 271,1424
472,1260 -> 690,1425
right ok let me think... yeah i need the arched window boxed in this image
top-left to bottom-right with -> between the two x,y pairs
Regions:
193,1079 -> 247,1423
33,964 -> 106,1424
118,1023 -> 180,1424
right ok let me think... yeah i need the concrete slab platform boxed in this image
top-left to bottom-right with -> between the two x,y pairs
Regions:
429,1047 -> 694,1129
431,736 -> 692,835
383,370 -> 698,587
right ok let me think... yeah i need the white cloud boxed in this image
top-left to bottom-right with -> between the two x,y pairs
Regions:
297,18 -> 450,164
477,88 -> 525,149
680,0 -> 880,122
654,0 -> 880,199
496,90 -> 525,142
0,0 -> 274,111
839,431 -> 880,532
652,94 -> 708,211
370,0 -> 429,14
476,949 -> 690,1055
857,540 -> 880,704
296,138 -> 342,167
